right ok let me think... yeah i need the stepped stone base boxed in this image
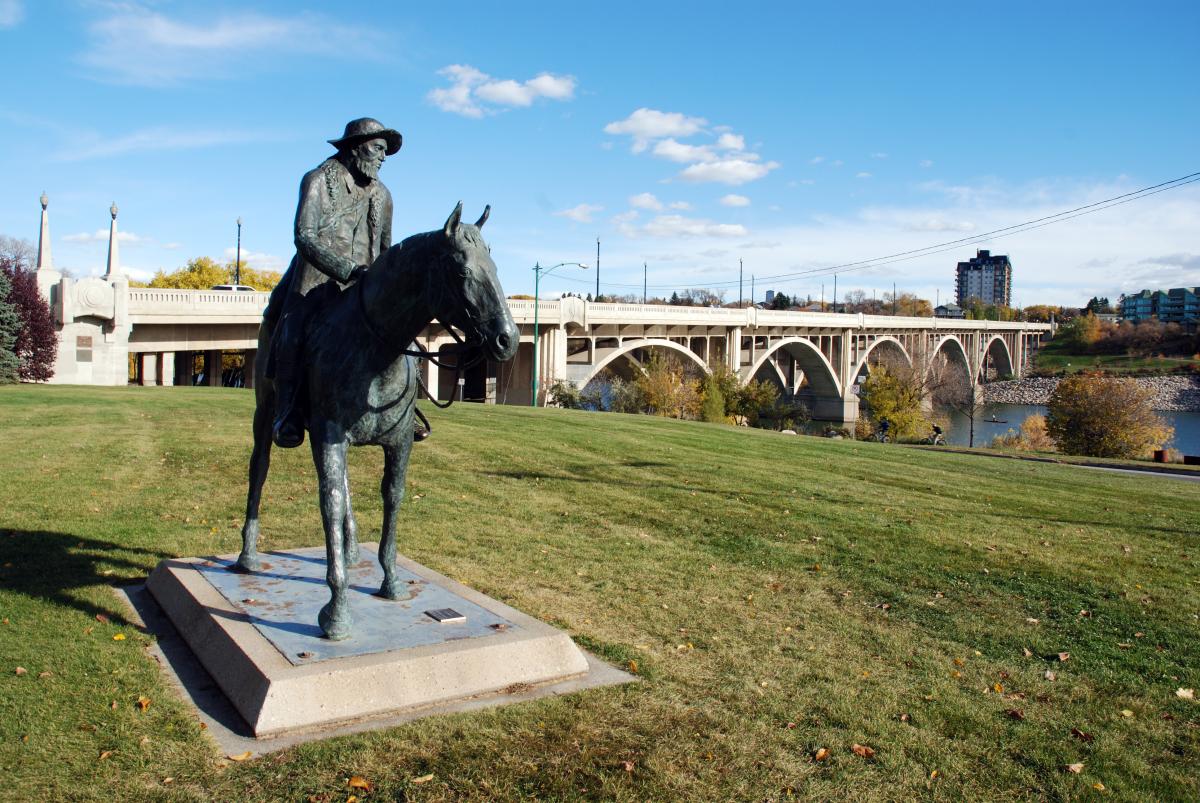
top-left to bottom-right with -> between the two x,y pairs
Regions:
146,544 -> 591,737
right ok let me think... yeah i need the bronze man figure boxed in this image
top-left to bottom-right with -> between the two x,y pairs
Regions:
269,118 -> 427,448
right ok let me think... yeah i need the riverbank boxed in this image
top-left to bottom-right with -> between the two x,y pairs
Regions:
984,375 -> 1200,412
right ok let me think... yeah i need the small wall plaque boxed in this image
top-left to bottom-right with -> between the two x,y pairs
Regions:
425,608 -> 466,624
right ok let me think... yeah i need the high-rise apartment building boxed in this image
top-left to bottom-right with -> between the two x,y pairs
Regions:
955,249 -> 1013,307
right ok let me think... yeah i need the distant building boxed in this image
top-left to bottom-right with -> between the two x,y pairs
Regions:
1121,287 -> 1200,325
934,303 -> 965,319
764,289 -> 776,304
955,249 -> 1012,307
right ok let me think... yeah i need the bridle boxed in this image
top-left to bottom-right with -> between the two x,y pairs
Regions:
356,273 -> 486,413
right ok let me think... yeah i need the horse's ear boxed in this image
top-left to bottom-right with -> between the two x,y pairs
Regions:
475,205 -> 491,228
444,201 -> 463,237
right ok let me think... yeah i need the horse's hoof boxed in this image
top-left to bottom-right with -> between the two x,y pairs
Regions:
377,578 -> 403,600
231,552 -> 261,573
318,602 -> 351,641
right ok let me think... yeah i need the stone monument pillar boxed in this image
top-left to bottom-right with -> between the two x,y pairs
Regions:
35,193 -> 61,302
103,202 -> 122,280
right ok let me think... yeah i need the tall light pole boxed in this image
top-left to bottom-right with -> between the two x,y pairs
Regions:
531,261 -> 588,406
235,217 -> 243,287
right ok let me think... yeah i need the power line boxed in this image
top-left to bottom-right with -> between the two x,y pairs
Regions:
552,170 -> 1199,294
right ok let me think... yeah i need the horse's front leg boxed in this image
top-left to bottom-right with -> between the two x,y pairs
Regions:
342,469 -> 360,567
235,390 -> 273,573
311,422 -> 352,640
377,440 -> 412,599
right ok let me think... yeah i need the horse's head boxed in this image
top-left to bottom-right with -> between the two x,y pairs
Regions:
430,202 -> 518,363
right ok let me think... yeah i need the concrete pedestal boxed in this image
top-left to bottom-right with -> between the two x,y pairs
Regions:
146,544 -> 594,737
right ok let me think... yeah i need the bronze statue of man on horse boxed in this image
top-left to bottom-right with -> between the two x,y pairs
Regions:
237,118 -> 518,639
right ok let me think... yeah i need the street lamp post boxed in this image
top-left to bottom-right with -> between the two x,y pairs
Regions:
531,261 -> 588,406
235,217 -> 243,287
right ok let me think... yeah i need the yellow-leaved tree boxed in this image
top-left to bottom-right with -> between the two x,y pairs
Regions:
860,363 -> 932,441
1046,372 -> 1172,458
142,257 -> 282,291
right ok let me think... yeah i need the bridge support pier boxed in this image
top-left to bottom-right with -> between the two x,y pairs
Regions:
205,350 -> 221,387
243,349 -> 255,390
807,393 -> 860,425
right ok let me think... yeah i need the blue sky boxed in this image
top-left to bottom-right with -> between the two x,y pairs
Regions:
2,0 -> 1197,305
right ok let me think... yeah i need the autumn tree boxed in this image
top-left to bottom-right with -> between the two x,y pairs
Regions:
636,353 -> 701,419
1047,372 -> 1172,458
0,239 -> 56,382
699,372 -> 727,423
144,257 -> 282,291
859,363 -> 932,440
0,262 -> 56,381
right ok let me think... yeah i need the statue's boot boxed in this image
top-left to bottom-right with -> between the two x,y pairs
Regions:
272,394 -> 305,449
413,407 -> 430,442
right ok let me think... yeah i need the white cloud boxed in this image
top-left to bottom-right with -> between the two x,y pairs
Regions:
642,214 -> 747,238
629,192 -> 663,211
63,230 -> 144,245
716,133 -> 745,151
809,156 -> 825,165
223,247 -> 286,271
919,159 -> 934,168
652,138 -> 715,163
604,108 -> 707,152
871,152 -> 888,159
59,126 -> 276,161
554,203 -> 603,223
903,217 -> 976,233
79,5 -> 384,86
720,194 -> 750,207
0,0 -> 23,28
162,242 -> 182,250
668,201 -> 692,210
429,64 -> 577,117
856,172 -> 872,179
831,160 -> 844,167
678,159 -> 780,185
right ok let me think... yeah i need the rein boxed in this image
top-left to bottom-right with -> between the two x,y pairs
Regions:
355,275 -> 486,415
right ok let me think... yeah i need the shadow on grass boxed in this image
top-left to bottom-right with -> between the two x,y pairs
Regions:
0,529 -> 170,628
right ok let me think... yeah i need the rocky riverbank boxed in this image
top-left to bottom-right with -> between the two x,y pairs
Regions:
984,375 -> 1200,412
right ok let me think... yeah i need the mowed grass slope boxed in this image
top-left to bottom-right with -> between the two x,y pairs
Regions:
1,385 -> 1197,801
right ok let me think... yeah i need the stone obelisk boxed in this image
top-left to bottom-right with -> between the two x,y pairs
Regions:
103,202 -> 121,280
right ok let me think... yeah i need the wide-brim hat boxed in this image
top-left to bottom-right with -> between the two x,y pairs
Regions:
328,118 -> 402,155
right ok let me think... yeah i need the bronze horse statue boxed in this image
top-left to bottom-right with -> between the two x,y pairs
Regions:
236,203 -> 517,639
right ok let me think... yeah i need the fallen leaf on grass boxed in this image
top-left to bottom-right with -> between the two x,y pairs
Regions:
227,751 -> 252,762
993,683 -> 1005,693
899,712 -> 910,723
411,773 -> 434,784
1006,709 -> 1025,720
99,750 -> 114,761
136,696 -> 151,711
112,634 -> 126,641
1057,652 -> 1070,662
14,667 -> 26,676
851,744 -> 875,759
1120,709 -> 1134,718
1065,762 -> 1084,774
1026,618 -> 1040,625
1022,647 -> 1033,657
813,747 -> 830,761
1071,728 -> 1094,743
95,614 -> 109,624
1176,688 -> 1195,701
930,770 -> 939,779
621,760 -> 635,773
348,776 -> 372,791
627,660 -> 638,674
109,701 -> 118,710
1094,782 -> 1106,791
161,778 -> 173,785
38,671 -> 51,679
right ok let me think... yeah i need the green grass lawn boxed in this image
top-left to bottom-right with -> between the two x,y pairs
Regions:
2,385 -> 1198,801
1034,341 -> 1199,375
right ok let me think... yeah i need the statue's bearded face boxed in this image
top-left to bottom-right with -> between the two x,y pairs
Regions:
347,137 -> 388,181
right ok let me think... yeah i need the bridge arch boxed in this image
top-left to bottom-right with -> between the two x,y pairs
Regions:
850,335 -> 912,382
742,337 -> 841,397
927,334 -> 973,400
982,335 -> 1014,379
578,337 -> 709,387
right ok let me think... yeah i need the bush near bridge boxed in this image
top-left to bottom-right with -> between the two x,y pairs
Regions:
1,386 -> 1198,801
1047,372 -> 1173,459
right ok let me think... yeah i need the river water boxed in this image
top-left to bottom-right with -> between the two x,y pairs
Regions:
940,403 -> 1200,455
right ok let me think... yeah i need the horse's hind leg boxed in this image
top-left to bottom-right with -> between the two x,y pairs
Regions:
312,424 -> 352,640
235,393 -> 273,573
377,441 -> 412,599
